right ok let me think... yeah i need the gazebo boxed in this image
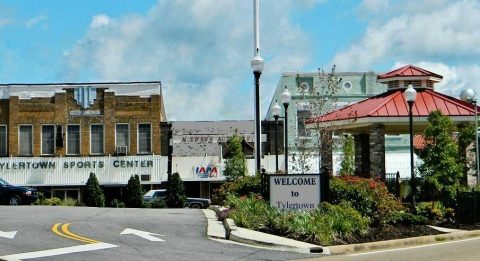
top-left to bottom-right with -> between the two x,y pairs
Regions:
307,65 -> 478,179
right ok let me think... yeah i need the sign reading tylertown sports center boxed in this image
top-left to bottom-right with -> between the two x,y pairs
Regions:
269,175 -> 321,210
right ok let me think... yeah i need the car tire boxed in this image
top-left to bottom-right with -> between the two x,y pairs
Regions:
9,195 -> 21,206
189,203 -> 202,209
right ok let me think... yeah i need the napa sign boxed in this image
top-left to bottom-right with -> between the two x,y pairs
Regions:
194,165 -> 221,178
269,174 -> 321,210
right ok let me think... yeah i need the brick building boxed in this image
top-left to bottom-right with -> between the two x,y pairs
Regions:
0,82 -> 168,203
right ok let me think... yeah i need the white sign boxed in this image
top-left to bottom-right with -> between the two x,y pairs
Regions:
269,175 -> 321,210
69,110 -> 101,116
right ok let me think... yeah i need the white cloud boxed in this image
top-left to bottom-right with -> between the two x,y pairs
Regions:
25,12 -> 47,28
59,0 -> 318,120
358,0 -> 389,15
90,14 -> 110,28
333,0 -> 480,71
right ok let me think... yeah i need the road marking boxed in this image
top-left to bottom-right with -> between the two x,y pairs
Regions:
0,230 -> 17,239
349,237 -> 480,256
120,228 -> 165,242
51,223 -> 99,244
0,242 -> 118,260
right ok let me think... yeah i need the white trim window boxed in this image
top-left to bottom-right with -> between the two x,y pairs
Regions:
67,125 -> 80,155
138,123 -> 151,154
116,124 -> 129,149
90,124 -> 104,155
41,125 -> 55,155
296,102 -> 311,138
0,125 -> 7,156
19,125 -> 33,156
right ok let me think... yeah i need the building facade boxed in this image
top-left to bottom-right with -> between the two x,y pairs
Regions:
0,82 -> 167,202
170,120 -> 283,198
265,71 -> 411,175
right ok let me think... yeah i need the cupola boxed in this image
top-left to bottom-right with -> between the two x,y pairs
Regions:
377,64 -> 443,90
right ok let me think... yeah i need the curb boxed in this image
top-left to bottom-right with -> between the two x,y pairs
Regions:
324,229 -> 480,255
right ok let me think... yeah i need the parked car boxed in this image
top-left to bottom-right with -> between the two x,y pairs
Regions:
0,178 -> 38,205
143,189 -> 211,209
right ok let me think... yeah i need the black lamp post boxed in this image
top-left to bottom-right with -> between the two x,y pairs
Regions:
460,88 -> 479,186
281,87 -> 291,174
404,84 -> 417,206
271,101 -> 281,173
251,54 -> 264,175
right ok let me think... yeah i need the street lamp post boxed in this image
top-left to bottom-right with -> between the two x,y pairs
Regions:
271,101 -> 281,173
281,87 -> 291,174
404,84 -> 417,206
460,88 -> 479,186
251,54 -> 264,175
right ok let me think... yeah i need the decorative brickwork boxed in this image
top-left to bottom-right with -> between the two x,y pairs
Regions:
354,134 -> 370,178
0,84 -> 165,157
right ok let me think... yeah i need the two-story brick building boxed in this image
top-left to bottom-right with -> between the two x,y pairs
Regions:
0,82 -> 167,203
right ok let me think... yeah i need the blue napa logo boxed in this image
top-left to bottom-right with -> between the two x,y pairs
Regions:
195,166 -> 219,178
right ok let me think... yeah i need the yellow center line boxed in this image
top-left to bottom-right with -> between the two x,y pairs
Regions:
51,223 -> 100,244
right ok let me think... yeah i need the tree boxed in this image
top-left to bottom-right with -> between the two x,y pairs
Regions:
223,132 -> 247,180
84,172 -> 105,207
339,134 -> 355,176
290,66 -> 342,174
165,172 -> 187,208
126,175 -> 144,208
416,110 -> 463,207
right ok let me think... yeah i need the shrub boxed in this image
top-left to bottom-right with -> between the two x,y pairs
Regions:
62,198 -> 78,206
416,201 -> 447,222
147,199 -> 166,208
125,175 -> 144,208
165,172 -> 187,208
109,199 -> 126,208
330,176 -> 404,225
225,195 -> 369,246
84,173 -> 105,207
211,174 -> 261,205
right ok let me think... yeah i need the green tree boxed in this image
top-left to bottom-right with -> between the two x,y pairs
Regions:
417,110 -> 463,207
84,172 -> 105,207
339,134 -> 355,176
126,175 -> 144,208
223,132 -> 247,181
165,172 -> 187,208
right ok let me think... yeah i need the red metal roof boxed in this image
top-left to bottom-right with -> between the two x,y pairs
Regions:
377,64 -> 443,80
308,89 -> 477,123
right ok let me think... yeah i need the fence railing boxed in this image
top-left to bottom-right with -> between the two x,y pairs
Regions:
456,190 -> 480,225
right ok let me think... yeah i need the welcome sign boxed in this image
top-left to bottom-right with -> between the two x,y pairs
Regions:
269,174 -> 321,210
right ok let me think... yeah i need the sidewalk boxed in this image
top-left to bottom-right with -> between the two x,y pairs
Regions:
203,208 -> 480,255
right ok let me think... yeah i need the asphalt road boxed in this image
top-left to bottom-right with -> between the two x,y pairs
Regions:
0,206 -> 316,261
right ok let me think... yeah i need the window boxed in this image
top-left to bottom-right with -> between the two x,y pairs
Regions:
138,123 -> 151,154
42,125 -> 55,155
297,110 -> 311,137
90,125 -> 104,154
67,125 -> 80,155
116,124 -> 129,148
0,125 -> 7,156
296,102 -> 311,138
19,125 -> 33,156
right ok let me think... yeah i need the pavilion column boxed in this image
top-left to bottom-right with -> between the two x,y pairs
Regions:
354,134 -> 370,178
320,131 -> 333,176
369,124 -> 386,180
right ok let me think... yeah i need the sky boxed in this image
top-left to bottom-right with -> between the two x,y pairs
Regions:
1,0 -> 479,121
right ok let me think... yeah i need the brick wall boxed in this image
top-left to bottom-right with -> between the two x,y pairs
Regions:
0,86 -> 165,157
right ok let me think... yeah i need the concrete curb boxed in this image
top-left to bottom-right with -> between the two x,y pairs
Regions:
324,229 -> 480,255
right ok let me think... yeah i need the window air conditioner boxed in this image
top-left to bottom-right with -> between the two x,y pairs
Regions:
116,146 -> 128,155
